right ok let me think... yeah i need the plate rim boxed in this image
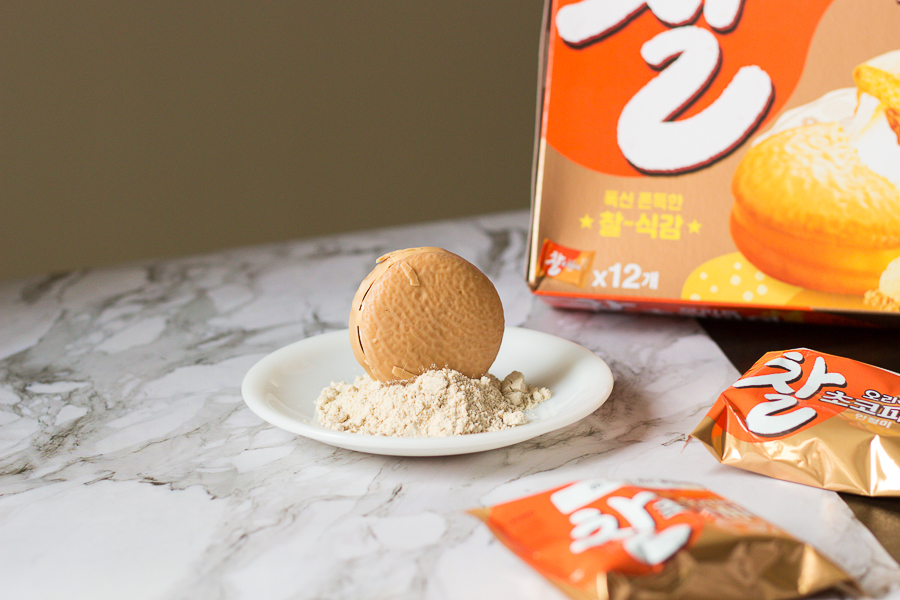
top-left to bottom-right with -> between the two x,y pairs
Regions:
241,326 -> 614,456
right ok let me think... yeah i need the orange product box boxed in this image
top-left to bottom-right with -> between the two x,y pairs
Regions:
527,0 -> 900,324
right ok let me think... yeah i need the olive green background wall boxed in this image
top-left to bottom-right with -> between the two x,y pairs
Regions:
1,1 -> 544,281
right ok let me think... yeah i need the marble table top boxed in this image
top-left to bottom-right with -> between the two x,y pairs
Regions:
1,210 -> 898,600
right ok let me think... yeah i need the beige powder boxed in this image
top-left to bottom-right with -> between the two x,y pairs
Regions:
316,369 -> 551,436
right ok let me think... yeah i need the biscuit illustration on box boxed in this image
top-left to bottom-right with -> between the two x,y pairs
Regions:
729,50 -> 900,303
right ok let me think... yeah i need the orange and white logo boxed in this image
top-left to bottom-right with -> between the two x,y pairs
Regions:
545,0 -> 835,175
712,349 -> 900,442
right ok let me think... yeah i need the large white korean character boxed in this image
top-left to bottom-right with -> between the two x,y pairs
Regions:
608,492 -> 692,564
646,0 -> 702,26
557,0 -> 745,46
734,352 -> 847,398
556,0 -> 764,174
556,0 -> 647,46
566,490 -> 691,564
617,26 -> 772,174
702,0 -> 744,31
794,356 -> 846,399
732,351 -> 806,394
745,392 -> 817,437
568,507 -> 628,553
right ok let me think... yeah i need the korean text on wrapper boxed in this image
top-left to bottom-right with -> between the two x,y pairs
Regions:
470,480 -> 857,600
692,348 -> 900,496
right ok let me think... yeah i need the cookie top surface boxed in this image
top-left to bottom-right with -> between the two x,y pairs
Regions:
349,248 -> 505,382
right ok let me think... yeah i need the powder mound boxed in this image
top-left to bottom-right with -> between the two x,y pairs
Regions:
316,368 -> 552,437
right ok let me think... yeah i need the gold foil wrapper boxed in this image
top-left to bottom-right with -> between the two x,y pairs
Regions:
470,480 -> 858,600
600,535 -> 856,600
692,348 -> 900,496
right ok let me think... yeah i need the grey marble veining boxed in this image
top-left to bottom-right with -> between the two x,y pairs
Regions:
1,210 -> 898,600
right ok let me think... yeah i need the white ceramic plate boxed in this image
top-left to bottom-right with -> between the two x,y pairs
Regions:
241,327 -> 614,456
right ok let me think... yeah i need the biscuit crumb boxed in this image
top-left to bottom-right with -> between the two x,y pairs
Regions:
391,365 -> 417,380
865,257 -> 900,311
399,261 -> 419,286
864,289 -> 900,312
316,369 -> 551,436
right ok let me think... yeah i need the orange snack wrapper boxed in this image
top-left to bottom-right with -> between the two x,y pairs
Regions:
538,238 -> 595,289
470,480 -> 857,600
693,348 -> 900,496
